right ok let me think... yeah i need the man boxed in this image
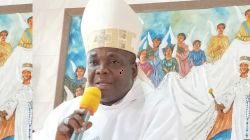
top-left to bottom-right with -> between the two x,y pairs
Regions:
37,0 -> 184,139
18,16 -> 32,48
0,30 -> 12,67
64,66 -> 87,98
189,40 -> 206,67
207,23 -> 229,62
137,49 -> 153,78
0,63 -> 33,140
176,33 -> 190,77
74,85 -> 84,97
215,56 -> 250,140
161,44 -> 179,74
236,9 -> 250,41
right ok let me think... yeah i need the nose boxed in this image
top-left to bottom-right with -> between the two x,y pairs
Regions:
95,63 -> 109,75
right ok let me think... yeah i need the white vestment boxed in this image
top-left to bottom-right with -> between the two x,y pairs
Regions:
217,77 -> 250,140
34,79 -> 185,140
0,83 -> 33,140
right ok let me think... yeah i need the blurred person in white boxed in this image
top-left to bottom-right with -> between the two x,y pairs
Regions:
0,63 -> 33,140
215,56 -> 250,140
34,0 -> 185,139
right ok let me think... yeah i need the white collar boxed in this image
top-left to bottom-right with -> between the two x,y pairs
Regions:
100,79 -> 144,110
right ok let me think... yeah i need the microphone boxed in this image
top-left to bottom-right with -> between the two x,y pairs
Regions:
70,87 -> 101,140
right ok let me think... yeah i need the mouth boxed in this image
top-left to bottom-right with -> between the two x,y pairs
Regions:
95,81 -> 112,90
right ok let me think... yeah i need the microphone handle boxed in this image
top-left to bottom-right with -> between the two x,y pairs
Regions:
70,111 -> 91,140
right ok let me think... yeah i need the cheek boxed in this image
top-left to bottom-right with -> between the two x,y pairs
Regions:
87,70 -> 95,84
119,69 -> 124,75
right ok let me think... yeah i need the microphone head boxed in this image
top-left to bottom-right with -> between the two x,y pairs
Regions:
80,87 -> 101,115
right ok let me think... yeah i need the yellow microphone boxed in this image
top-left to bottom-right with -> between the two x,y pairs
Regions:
71,87 -> 101,140
80,87 -> 101,115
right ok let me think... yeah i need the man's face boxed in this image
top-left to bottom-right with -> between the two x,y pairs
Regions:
153,38 -> 160,48
217,25 -> 225,35
22,70 -> 32,81
193,42 -> 200,52
246,11 -> 250,21
165,48 -> 172,58
28,18 -> 33,29
76,68 -> 85,79
0,32 -> 7,42
87,48 -> 137,105
75,87 -> 83,97
139,50 -> 147,61
178,35 -> 185,43
240,63 -> 249,75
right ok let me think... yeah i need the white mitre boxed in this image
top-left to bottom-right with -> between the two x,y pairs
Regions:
81,0 -> 143,54
240,56 -> 250,65
22,63 -> 33,72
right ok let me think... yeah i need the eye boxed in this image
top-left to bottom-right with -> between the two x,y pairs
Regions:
88,60 -> 98,66
111,60 -> 120,64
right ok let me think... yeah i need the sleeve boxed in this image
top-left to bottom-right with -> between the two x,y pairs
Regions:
0,95 -> 18,120
142,95 -> 185,140
188,52 -> 194,66
177,49 -> 189,61
33,98 -> 79,140
174,58 -> 179,72
202,51 -> 206,63
216,85 -> 236,113
236,24 -> 244,39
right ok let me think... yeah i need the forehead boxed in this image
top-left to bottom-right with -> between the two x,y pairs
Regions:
153,38 -> 160,41
217,25 -> 224,28
88,47 -> 128,58
178,35 -> 184,38
77,68 -> 84,71
240,62 -> 249,66
0,32 -> 7,35
22,70 -> 31,73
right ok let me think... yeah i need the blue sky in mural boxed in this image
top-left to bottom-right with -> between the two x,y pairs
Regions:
65,5 -> 250,78
0,13 -> 32,48
65,16 -> 86,79
138,6 -> 248,47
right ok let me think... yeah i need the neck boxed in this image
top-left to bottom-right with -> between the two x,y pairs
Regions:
217,34 -> 223,37
240,72 -> 248,78
178,42 -> 184,45
0,41 -> 6,45
23,80 -> 30,85
166,56 -> 171,60
140,60 -> 146,64
77,77 -> 83,80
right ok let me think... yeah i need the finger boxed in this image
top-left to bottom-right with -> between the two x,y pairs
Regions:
74,109 -> 87,116
79,121 -> 92,132
68,117 -> 82,131
71,113 -> 85,127
57,123 -> 74,137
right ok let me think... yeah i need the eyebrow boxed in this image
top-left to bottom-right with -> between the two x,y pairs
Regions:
88,52 -> 97,58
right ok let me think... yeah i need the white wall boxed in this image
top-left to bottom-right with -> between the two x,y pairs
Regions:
0,0 -> 32,6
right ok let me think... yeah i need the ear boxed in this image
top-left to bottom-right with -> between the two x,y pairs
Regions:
131,62 -> 138,79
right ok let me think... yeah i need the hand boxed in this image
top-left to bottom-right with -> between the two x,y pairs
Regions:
0,110 -> 7,119
215,103 -> 225,112
55,109 -> 92,140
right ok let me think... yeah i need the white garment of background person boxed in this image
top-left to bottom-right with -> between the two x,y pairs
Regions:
35,79 -> 184,140
216,56 -> 250,140
0,63 -> 33,140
